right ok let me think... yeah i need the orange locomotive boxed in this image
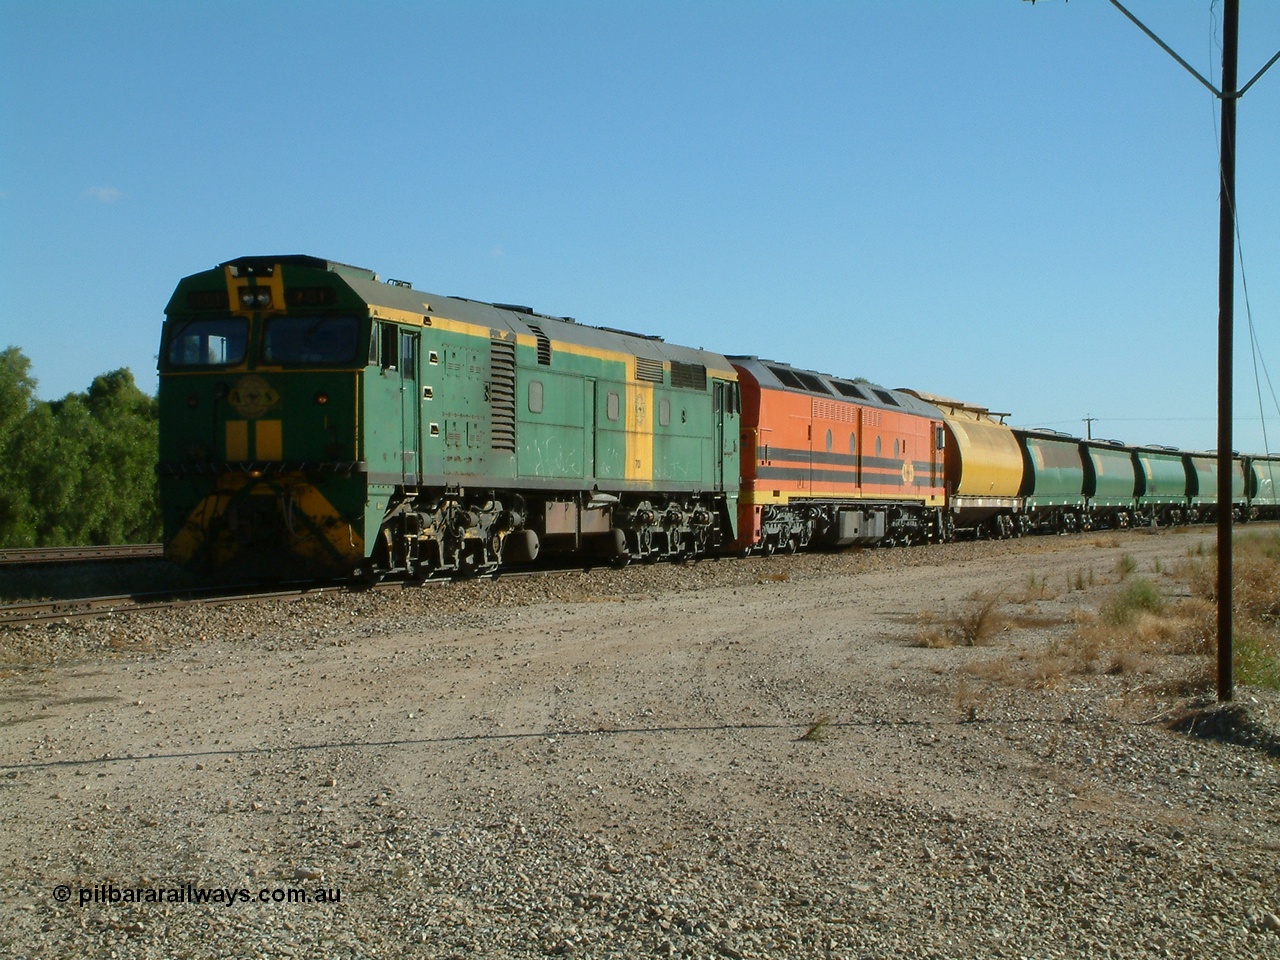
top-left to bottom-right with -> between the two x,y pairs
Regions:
730,357 -> 947,554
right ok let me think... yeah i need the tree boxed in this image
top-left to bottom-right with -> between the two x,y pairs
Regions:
0,347 -> 36,448
0,348 -> 40,545
83,368 -> 161,543
0,349 -> 161,547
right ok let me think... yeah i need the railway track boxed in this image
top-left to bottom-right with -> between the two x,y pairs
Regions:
0,583 -> 352,628
0,543 -> 164,565
0,560 -> 582,629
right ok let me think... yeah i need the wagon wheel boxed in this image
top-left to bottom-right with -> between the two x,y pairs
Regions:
638,527 -> 653,561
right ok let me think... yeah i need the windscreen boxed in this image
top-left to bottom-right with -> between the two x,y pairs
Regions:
263,316 -> 360,365
166,318 -> 249,367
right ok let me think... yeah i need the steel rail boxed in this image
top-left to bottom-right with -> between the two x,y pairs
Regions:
0,583 -> 353,628
0,560 -> 608,629
0,544 -> 164,565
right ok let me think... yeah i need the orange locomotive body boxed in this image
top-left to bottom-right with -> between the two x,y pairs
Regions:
730,357 -> 947,553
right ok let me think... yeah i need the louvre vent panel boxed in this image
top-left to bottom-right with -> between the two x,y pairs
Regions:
489,337 -> 517,451
670,361 -> 707,391
526,324 -> 553,366
635,357 -> 664,382
812,399 -> 857,423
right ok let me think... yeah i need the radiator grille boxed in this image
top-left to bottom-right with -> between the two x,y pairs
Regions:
812,399 -> 857,423
526,324 -> 552,365
635,356 -> 664,382
489,337 -> 516,451
670,361 -> 707,391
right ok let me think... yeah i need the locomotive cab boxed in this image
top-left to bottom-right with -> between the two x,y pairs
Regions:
158,257 -> 377,577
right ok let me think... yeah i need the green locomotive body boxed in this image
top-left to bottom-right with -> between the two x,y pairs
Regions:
158,256 -> 740,579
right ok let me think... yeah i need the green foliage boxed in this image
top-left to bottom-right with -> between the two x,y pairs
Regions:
0,348 -> 160,547
1230,532 -> 1280,692
1235,628 -> 1280,690
0,347 -> 36,441
1101,577 -> 1164,626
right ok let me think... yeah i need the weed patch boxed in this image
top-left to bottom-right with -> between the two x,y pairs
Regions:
1100,577 -> 1164,626
1177,530 -> 1280,692
911,590 -> 1006,648
798,714 -> 833,742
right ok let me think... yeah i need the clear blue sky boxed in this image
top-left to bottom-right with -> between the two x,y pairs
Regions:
3,0 -> 1278,454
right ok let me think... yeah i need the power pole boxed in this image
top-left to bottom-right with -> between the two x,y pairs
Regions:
1106,0 -> 1279,701
1083,416 -> 1096,441
1216,0 -> 1239,702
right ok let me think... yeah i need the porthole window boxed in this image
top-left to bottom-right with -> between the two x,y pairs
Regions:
825,429 -> 833,453
659,398 -> 671,427
528,380 -> 544,414
894,438 -> 900,458
849,432 -> 857,455
875,436 -> 882,457
607,391 -> 620,422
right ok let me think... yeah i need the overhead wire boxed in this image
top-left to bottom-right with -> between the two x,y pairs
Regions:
1210,0 -> 1279,457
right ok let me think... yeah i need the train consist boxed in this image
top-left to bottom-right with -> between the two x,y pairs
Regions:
157,255 -> 1280,579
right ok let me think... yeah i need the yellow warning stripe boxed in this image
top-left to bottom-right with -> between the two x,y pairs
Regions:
626,382 -> 655,482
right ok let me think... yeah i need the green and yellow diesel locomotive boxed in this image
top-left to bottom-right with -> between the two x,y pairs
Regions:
158,256 -> 741,579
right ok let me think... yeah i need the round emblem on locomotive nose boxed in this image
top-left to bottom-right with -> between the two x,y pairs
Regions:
227,374 -> 279,419
902,461 -> 915,484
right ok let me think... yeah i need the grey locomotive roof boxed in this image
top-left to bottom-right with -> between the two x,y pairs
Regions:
342,271 -> 731,371
729,355 -> 942,418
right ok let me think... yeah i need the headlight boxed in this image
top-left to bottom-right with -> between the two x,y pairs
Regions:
238,287 -> 273,308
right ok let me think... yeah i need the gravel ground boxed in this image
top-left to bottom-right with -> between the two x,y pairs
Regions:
1,528 -> 1278,959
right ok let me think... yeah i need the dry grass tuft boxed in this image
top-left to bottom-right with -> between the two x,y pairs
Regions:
975,531 -> 1279,695
1066,568 -> 1097,593
964,648 -> 1074,690
1014,573 -> 1058,603
798,714 -> 833,742
911,590 -> 1006,648
1100,577 -> 1163,626
1115,553 -> 1138,580
1175,531 -> 1280,690
953,675 -> 991,721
